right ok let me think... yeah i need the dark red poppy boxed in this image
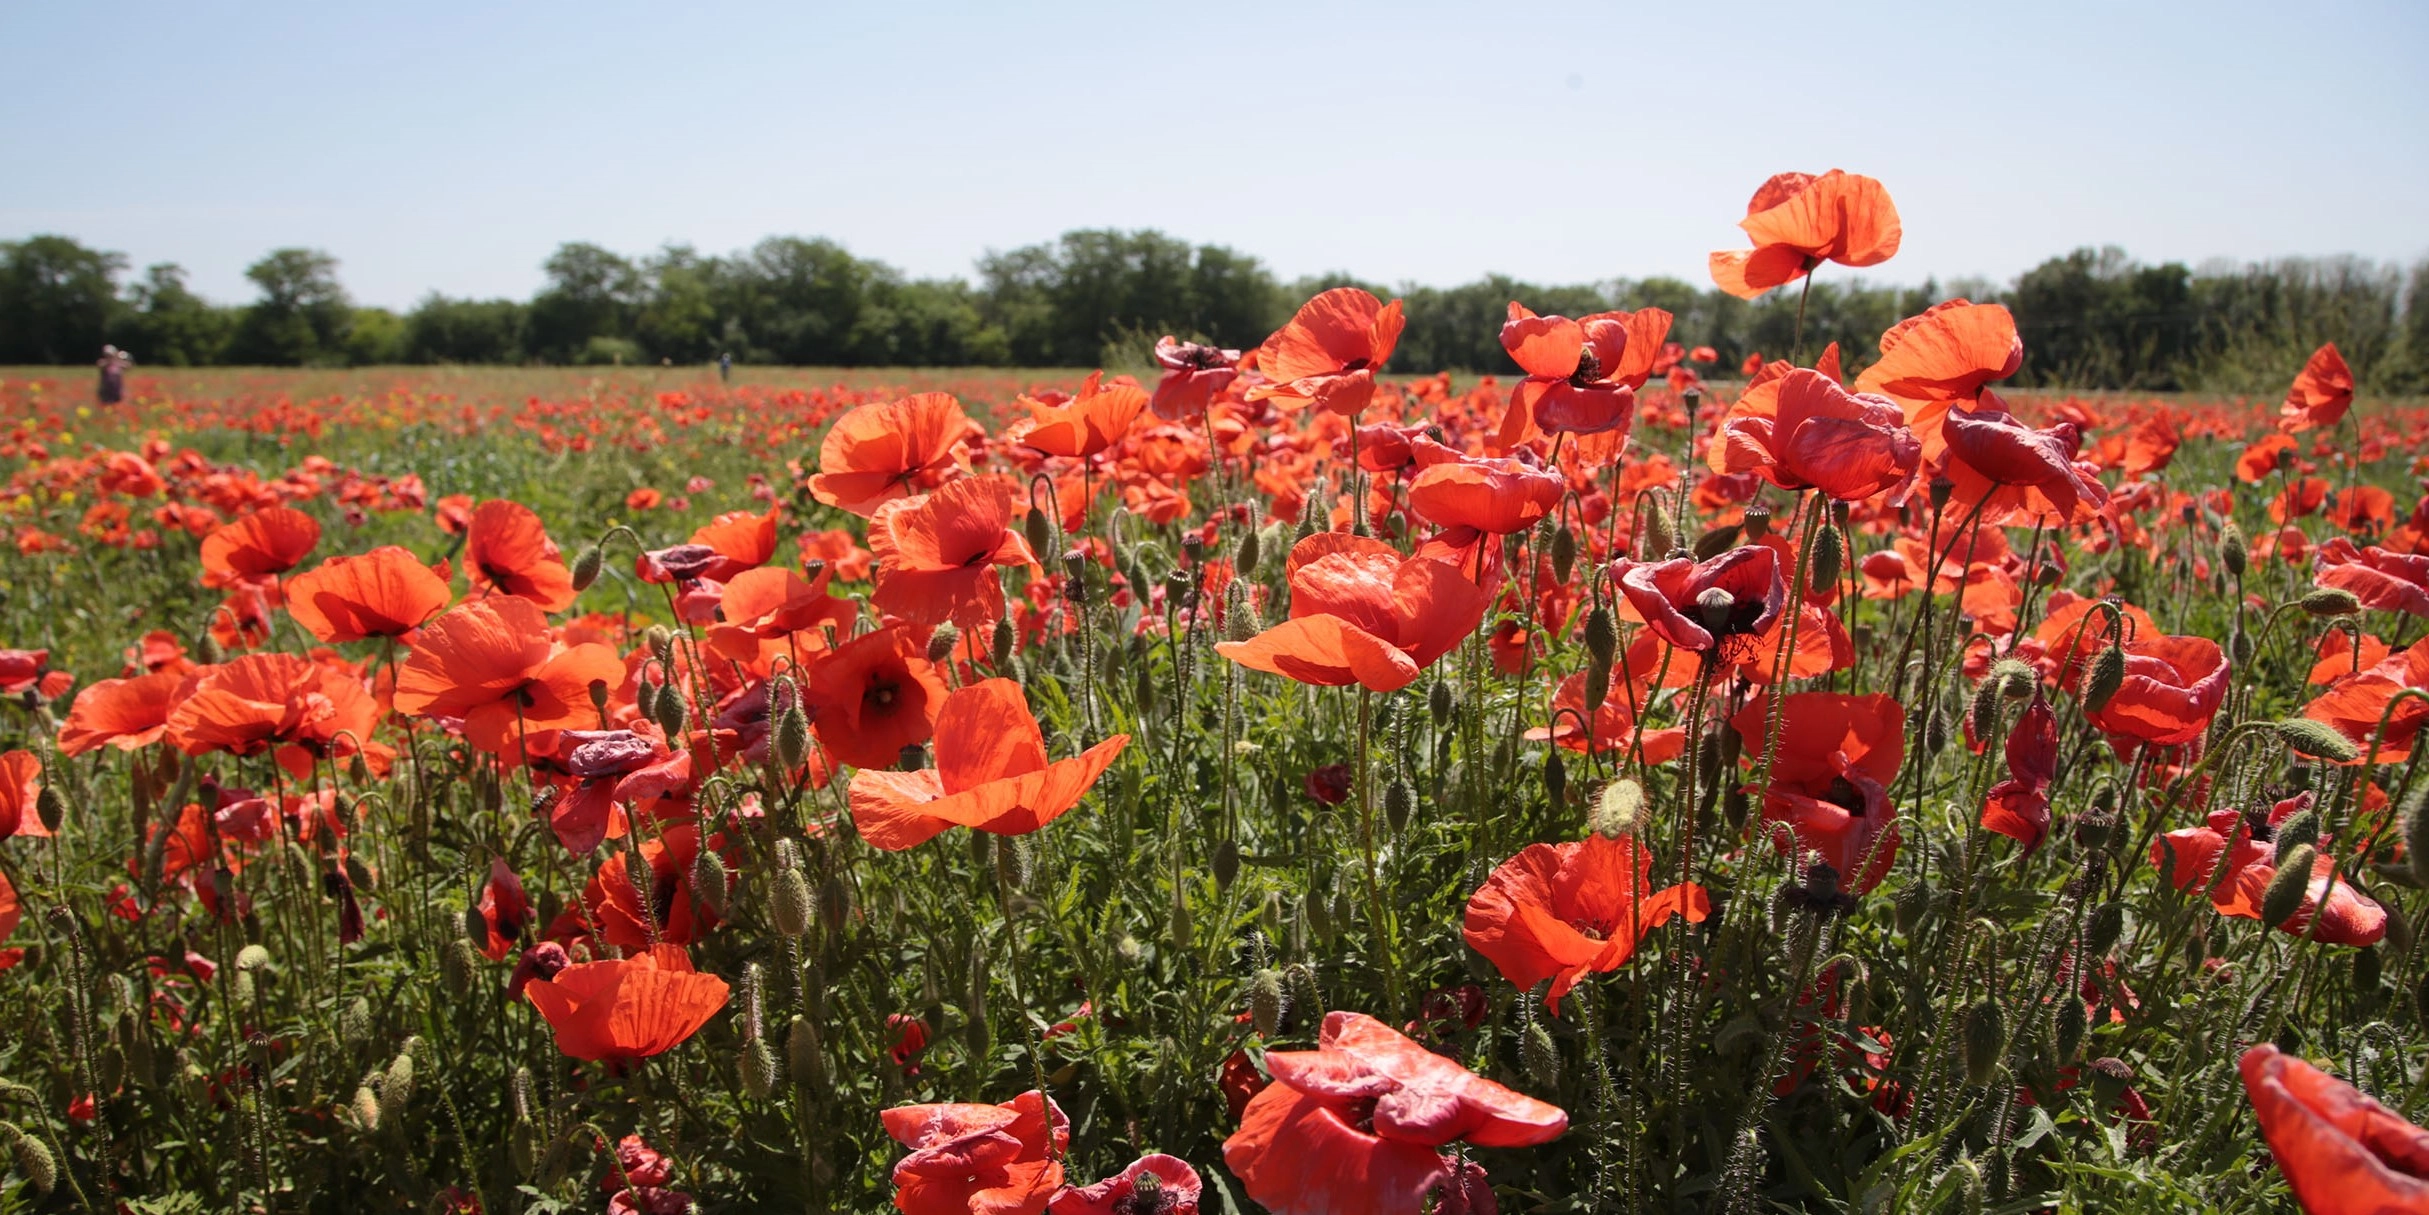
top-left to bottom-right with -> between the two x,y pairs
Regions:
1150,337 -> 1241,422
1731,691 -> 1905,894
1981,694 -> 2056,851
1463,832 -> 1710,1011
1496,301 -> 1670,448
1610,545 -> 1784,657
2240,1044 -> 2429,1214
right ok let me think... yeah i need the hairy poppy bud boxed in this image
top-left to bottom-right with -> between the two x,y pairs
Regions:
635,677 -> 661,724
738,1039 -> 778,1098
771,868 -> 814,938
571,545 -> 604,592
690,848 -> 731,917
2355,944 -> 2383,996
1212,838 -> 1240,891
1639,507 -> 1675,560
2,1124 -> 54,1194
1550,524 -> 1578,584
195,632 -> 224,665
1925,710 -> 1950,755
1810,524 -> 1844,587
1170,881 -> 1194,952
2275,808 -> 2321,855
441,937 -> 478,996
1582,661 -> 1610,714
1892,884 -> 1927,934
1303,891 -> 1332,946
2084,644 -> 2127,712
645,625 -> 674,666
2403,791 -> 2429,889
1583,603 -> 1618,668
2276,718 -> 2359,763
340,995 -> 373,1047
1968,676 -> 2006,744
1429,680 -> 1456,727
925,625 -> 961,665
1963,999 -> 2005,1086
2299,585 -> 2364,620
1231,528 -> 1262,582
385,1046 -> 417,1105
2053,996 -> 2087,1063
351,1085 -> 382,1133
2261,845 -> 2318,929
236,944 -> 272,973
2229,627 -> 2254,664
1249,968 -> 1284,1037
1384,779 -> 1413,835
2219,522 -> 2247,579
2085,902 -> 2125,958
787,1015 -> 825,1090
1592,778 -> 1645,840
653,686 -> 688,736
1023,507 -> 1053,560
1542,749 -> 1567,807
1522,1017 -> 1560,1088
34,786 -> 62,834
1954,1158 -> 1985,1215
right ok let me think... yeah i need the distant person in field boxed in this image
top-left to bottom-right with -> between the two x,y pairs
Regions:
719,351 -> 732,383
96,345 -> 131,405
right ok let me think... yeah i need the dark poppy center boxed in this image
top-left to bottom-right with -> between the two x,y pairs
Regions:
1571,347 -> 1603,386
651,867 -> 680,927
1823,776 -> 1866,815
868,682 -> 897,711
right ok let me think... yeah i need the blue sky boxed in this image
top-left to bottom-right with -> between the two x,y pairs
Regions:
4,1 -> 2423,309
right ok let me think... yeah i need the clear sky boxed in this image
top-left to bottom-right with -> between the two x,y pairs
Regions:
4,1 -> 2424,310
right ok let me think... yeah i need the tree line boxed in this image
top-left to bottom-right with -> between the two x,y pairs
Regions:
3,229 -> 2425,394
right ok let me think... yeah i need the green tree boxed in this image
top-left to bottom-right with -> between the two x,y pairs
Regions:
979,230 -> 1282,366
404,295 -> 528,364
344,307 -> 409,365
528,242 -> 639,362
0,234 -> 126,363
115,263 -> 234,366
229,247 -> 352,365
632,245 -> 721,363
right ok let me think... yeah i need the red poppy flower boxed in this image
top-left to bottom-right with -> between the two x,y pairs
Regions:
1249,288 -> 1406,416
199,507 -> 320,588
1150,337 -> 1240,422
474,857 -> 531,961
59,670 -> 184,755
1525,669 -> 1688,763
2081,634 -> 2229,748
1463,833 -> 1710,1012
1405,444 -> 1564,536
522,943 -> 729,1065
804,624 -> 949,770
849,678 -> 1129,851
2242,1045 -> 2429,1214
2313,539 -> 2429,618
165,653 -> 379,769
583,823 -> 729,947
703,565 -> 856,666
1981,694 -> 2056,851
392,596 -> 626,756
1020,371 -> 1148,459
2303,642 -> 2429,763
883,1090 -> 1068,1215
2279,343 -> 2356,434
869,476 -> 1035,630
0,650 -> 46,695
1717,369 -> 1919,501
1496,301 -> 1671,448
2237,434 -> 2299,483
1708,170 -> 1902,300
1049,1154 -> 1201,1215
1215,533 -> 1492,693
1732,692 -> 1905,894
464,499 -> 578,612
1223,1011 -> 1564,1215
2149,795 -> 2381,940
283,545 -> 453,643
1941,394 -> 2109,527
1610,545 -> 1784,657
1851,301 -> 2020,461
808,393 -> 972,516
665,504 -> 780,583
0,751 -> 44,840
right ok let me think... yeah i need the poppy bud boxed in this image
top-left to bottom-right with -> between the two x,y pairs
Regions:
1384,779 -> 1413,834
1968,676 -> 2006,744
2084,644 -> 2127,712
771,868 -> 814,938
1583,604 -> 1618,668
1925,710 -> 1950,755
1929,476 -> 1954,510
350,1085 -> 382,1133
1212,838 -> 1240,891
2302,586 -> 2362,617
2383,899 -> 2413,956
441,937 -> 477,996
341,995 -> 372,1047
1741,505 -> 1772,540
1023,507 -> 1053,559
2216,522 -> 2247,579
1522,1017 -> 1560,1088
2355,944 -> 2383,995
1692,524 -> 1740,561
654,686 -> 688,737
1134,665 -> 1157,721
236,944 -> 272,974
2276,808 -> 2321,856
385,1046 -> 417,1105
1235,527 -> 1263,579
1249,968 -> 1284,1037
195,632 -> 224,665
34,786 -> 63,834
2275,718 -> 2359,763
1542,749 -> 1567,807
2053,996 -> 2086,1063
923,624 -> 961,665
1593,779 -> 1645,839
1332,888 -> 1356,944
645,625 -> 674,666
690,848 -> 731,917
1170,881 -> 1194,952
1303,891 -> 1332,946
636,677 -> 661,723
1,1124 -> 54,1195
2261,846 -> 2319,931
571,545 -> 604,592
787,1015 -> 825,1090
1954,1158 -> 1984,1215
2185,925 -> 2211,971
1582,662 -> 1610,714
737,1039 -> 778,1098
1550,524 -> 1578,584
1810,524 -> 1844,587
817,874 -> 851,929
1639,508 -> 1675,560
2079,902 -> 2124,961
1962,999 -> 2005,1085
1429,680 -> 1456,726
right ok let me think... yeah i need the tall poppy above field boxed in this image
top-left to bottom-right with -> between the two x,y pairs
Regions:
849,677 -> 1128,850
1249,288 -> 1406,416
868,476 -> 1034,630
1020,371 -> 1148,460
1496,300 -> 1672,448
199,507 -> 320,588
2279,343 -> 2356,433
808,392 -> 971,516
1709,170 -> 1902,300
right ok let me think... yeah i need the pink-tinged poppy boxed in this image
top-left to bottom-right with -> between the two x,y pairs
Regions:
1215,533 -> 1492,693
1708,170 -> 1902,300
2239,1044 -> 2429,1214
2279,343 -> 2356,434
1981,694 -> 2056,851
2081,634 -> 2230,748
1732,692 -> 1905,894
1249,288 -> 1406,416
1223,1011 -> 1564,1215
1610,546 -> 1785,657
2313,539 -> 2429,618
869,476 -> 1035,630
1496,301 -> 1672,449
1150,337 -> 1240,422
1940,394 -> 2109,527
1463,833 -> 1710,1012
2303,642 -> 2429,763
848,678 -> 1129,851
0,751 -> 44,840
1719,369 -> 1919,501
0,650 -> 47,696
883,1090 -> 1068,1215
1049,1154 -> 1201,1215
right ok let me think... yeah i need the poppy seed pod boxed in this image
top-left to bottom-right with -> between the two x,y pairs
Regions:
2275,718 -> 2359,763
1963,999 -> 2005,1085
571,545 -> 604,592
1212,839 -> 1240,891
1741,505 -> 1772,540
2053,996 -> 2087,1063
34,786 -> 62,834
1550,524 -> 1578,584
1694,587 -> 1738,634
1810,524 -> 1844,587
1384,779 -> 1413,834
2084,644 -> 2127,712
2260,845 -> 2318,929
2219,522 -> 2247,579
1929,475 -> 1954,511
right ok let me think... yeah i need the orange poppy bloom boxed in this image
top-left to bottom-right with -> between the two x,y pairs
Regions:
804,624 -> 948,771
2279,343 -> 2356,434
1249,288 -> 1407,416
2079,634 -> 2229,747
199,507 -> 320,588
676,504 -> 781,583
1708,170 -> 1902,300
703,565 -> 855,666
2314,538 -> 2429,617
849,677 -> 1129,851
283,545 -> 453,643
583,823 -> 728,946
1019,371 -> 1147,459
869,476 -> 1035,630
1462,833 -> 1709,1012
807,392 -> 971,516
2303,642 -> 2429,763
522,943 -> 729,1065
2237,433 -> 2298,483
1525,670 -> 1687,762
58,670 -> 185,755
464,499 -> 578,612
391,596 -> 625,755
0,751 -> 44,840
883,1091 -> 1068,1215
1216,533 -> 1492,693
1404,446 -> 1565,536
1711,369 -> 1919,502
1496,301 -> 1671,448
165,652 -> 379,766
2240,1045 -> 2429,1214
1732,691 -> 1905,894
1850,301 -> 2020,462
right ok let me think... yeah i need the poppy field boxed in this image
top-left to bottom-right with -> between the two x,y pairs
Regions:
4,172 -> 2429,1215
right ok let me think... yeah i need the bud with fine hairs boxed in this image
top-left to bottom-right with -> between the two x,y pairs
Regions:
2300,586 -> 2361,617
2260,845 -> 2317,929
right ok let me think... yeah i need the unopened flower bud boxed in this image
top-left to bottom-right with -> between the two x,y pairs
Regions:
2053,996 -> 2087,1063
351,1085 -> 382,1133
1249,968 -> 1284,1037
2276,718 -> 2359,763
1550,525 -> 1578,584
1592,779 -> 1645,839
3,1124 -> 54,1194
690,848 -> 731,917
2301,587 -> 2361,617
1023,507 -> 1053,558
1522,1017 -> 1560,1087
1542,749 -> 1567,807
1963,999 -> 2006,1085
925,625 -> 960,664
787,1015 -> 825,1090
1383,779 -> 1413,835
2261,845 -> 2318,929
771,868 -> 814,938
1212,839 -> 1240,891
991,617 -> 1016,668
1810,524 -> 1844,587
739,1039 -> 778,1098
2219,522 -> 2247,579
34,786 -> 63,833
2405,790 -> 2429,888
1639,508 -> 1675,560
1429,680 -> 1456,726
571,545 -> 604,592
1583,604 -> 1618,667
2084,644 -> 2127,712
645,625 -> 674,666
